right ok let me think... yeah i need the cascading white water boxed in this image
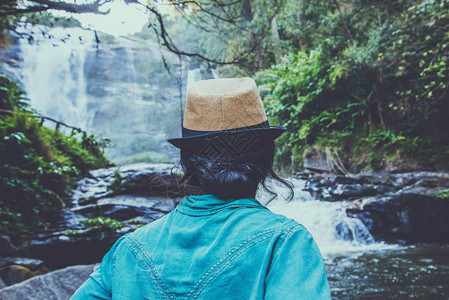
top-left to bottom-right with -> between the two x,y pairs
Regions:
186,68 -> 202,89
257,178 -> 398,258
210,68 -> 220,79
186,67 -> 220,89
16,24 -> 96,132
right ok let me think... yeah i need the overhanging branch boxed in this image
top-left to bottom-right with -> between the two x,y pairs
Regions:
139,1 -> 257,67
0,0 -> 112,17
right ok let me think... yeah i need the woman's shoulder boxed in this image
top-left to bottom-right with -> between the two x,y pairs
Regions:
239,201 -> 306,233
115,200 -> 310,254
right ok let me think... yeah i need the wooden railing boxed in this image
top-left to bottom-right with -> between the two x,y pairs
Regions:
0,108 -> 88,135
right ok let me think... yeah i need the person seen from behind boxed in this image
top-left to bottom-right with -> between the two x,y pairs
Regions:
71,77 -> 331,299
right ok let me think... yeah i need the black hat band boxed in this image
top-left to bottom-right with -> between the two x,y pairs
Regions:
181,120 -> 270,138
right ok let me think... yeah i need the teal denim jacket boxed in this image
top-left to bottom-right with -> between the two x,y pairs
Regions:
71,194 -> 331,299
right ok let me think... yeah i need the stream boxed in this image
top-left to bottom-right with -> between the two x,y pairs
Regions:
265,179 -> 449,299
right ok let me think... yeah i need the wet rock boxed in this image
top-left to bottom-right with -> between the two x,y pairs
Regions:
73,203 -> 165,222
350,173 -> 397,186
0,264 -> 95,299
0,257 -> 44,272
329,184 -> 379,200
72,163 -> 181,204
303,149 -> 332,173
348,187 -> 449,243
17,164 -> 182,269
306,171 -> 449,190
303,172 -> 448,202
347,196 -> 400,238
72,195 -> 177,221
317,175 -> 360,187
306,181 -> 388,201
300,171 -> 449,243
22,235 -> 120,270
0,235 -> 17,257
0,265 -> 36,286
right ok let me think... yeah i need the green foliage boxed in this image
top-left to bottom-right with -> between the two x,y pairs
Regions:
436,189 -> 449,199
256,49 -> 334,166
0,12 -> 18,42
65,217 -> 126,240
79,216 -> 125,231
23,12 -> 81,28
0,73 -> 30,111
109,169 -> 123,192
0,73 -> 109,241
257,0 -> 449,172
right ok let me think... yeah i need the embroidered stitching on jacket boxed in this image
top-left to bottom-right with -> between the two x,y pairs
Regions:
123,225 -> 301,300
125,235 -> 176,300
185,228 -> 284,300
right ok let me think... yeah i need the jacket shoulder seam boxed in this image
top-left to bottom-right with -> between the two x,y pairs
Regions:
111,233 -> 131,297
271,223 -> 307,266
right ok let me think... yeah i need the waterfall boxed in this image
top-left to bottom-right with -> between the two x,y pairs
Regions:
258,178 -> 397,257
211,68 -> 220,79
16,24 -> 96,132
186,67 -> 220,90
1,23 -> 183,162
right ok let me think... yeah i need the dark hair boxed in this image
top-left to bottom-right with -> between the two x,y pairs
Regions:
178,141 -> 293,203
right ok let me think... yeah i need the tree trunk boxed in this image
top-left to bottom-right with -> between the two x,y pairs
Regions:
373,83 -> 387,132
271,16 -> 282,65
297,0 -> 302,23
242,0 -> 266,70
332,0 -> 354,45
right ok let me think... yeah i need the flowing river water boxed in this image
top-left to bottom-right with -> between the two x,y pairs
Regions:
1,24 -> 448,299
262,178 -> 449,299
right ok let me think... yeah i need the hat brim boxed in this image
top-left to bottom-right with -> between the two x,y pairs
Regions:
167,126 -> 286,150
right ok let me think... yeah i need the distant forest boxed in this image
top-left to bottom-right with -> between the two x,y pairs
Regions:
139,0 -> 449,173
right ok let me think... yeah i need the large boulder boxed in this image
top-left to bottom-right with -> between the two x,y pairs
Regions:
0,264 -> 95,300
347,187 -> 449,243
21,234 -> 120,270
0,265 -> 36,287
302,147 -> 333,173
0,257 -> 45,272
72,163 -> 181,205
71,195 -> 176,221
20,196 -> 176,270
304,174 -> 395,201
0,257 -> 46,287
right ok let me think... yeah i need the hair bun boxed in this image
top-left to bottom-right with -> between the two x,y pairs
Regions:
179,143 -> 293,201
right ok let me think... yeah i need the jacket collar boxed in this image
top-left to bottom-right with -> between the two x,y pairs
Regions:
176,194 -> 265,216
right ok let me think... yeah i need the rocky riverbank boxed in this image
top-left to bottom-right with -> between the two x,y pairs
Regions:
298,171 -> 449,243
0,163 -> 182,288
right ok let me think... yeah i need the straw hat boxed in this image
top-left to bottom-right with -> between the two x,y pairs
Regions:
167,77 -> 286,154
